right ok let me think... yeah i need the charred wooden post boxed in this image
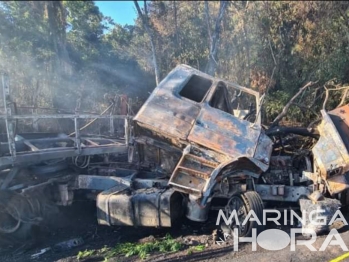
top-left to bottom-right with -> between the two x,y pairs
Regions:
1,73 -> 16,163
74,92 -> 82,154
124,98 -> 133,145
32,80 -> 39,132
124,116 -> 130,146
109,103 -> 115,137
74,117 -> 81,153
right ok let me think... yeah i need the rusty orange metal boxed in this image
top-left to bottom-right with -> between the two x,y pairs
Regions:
134,65 -> 273,197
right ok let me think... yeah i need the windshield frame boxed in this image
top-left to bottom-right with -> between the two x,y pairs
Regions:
204,79 -> 261,125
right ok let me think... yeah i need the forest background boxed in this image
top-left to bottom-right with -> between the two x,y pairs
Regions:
0,1 -> 348,132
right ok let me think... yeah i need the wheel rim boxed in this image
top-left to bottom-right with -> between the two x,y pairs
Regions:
225,195 -> 248,236
0,207 -> 21,234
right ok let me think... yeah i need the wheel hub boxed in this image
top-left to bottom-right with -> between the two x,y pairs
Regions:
224,195 -> 248,236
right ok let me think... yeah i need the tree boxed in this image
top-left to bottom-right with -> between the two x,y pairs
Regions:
134,0 -> 160,85
1,0 -> 349,130
204,1 -> 228,76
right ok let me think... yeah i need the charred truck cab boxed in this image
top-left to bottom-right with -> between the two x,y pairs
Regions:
131,65 -> 273,225
119,65 -> 349,236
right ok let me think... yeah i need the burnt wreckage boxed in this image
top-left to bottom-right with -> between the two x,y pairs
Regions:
0,64 -> 348,241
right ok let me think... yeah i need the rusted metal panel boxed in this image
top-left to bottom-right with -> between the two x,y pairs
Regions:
326,173 -> 349,195
188,104 -> 261,157
311,105 -> 349,195
169,145 -> 223,196
134,136 -> 182,154
328,105 -> 349,159
169,170 -> 207,195
134,65 -> 261,144
328,104 -> 349,128
135,93 -> 200,140
135,111 -> 195,140
253,133 -> 273,170
313,134 -> 344,179
186,194 -> 211,222
133,66 -> 199,139
313,109 -> 349,180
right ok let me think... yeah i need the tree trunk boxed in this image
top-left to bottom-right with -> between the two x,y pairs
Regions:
205,1 -> 228,76
173,1 -> 180,57
134,1 -> 160,85
46,1 -> 72,111
46,1 -> 70,71
242,17 -> 250,86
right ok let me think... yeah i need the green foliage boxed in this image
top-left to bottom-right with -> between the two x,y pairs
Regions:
75,234 -> 182,261
186,244 -> 206,255
77,249 -> 95,260
0,0 -> 154,133
194,245 -> 206,251
108,233 -> 182,260
1,0 -> 349,128
135,1 -> 349,123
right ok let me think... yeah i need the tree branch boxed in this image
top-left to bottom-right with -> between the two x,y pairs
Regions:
337,88 -> 349,108
323,84 -> 349,110
204,1 -> 212,43
268,38 -> 277,66
270,81 -> 318,127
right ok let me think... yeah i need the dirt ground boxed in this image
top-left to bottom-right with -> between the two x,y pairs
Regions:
1,200 -> 349,262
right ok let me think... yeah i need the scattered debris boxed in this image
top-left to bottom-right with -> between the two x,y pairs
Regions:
31,247 -> 51,259
1,64 -> 349,253
53,237 -> 84,252
300,198 -> 342,237
30,237 -> 84,260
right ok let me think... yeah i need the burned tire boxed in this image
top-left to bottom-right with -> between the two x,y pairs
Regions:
0,208 -> 38,243
241,191 -> 264,237
222,191 -> 264,237
0,190 -> 43,244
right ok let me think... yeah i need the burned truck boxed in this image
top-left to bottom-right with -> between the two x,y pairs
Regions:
0,64 -> 348,241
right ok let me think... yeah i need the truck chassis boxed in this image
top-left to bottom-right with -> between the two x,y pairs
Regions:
0,65 -> 348,242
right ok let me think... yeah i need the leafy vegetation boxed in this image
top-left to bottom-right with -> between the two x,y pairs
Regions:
77,249 -> 96,260
107,234 -> 182,260
0,1 -> 349,129
186,244 -> 206,255
76,234 -> 182,261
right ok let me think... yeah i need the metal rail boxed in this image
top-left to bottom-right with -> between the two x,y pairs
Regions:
0,74 -> 132,166
0,114 -> 131,119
